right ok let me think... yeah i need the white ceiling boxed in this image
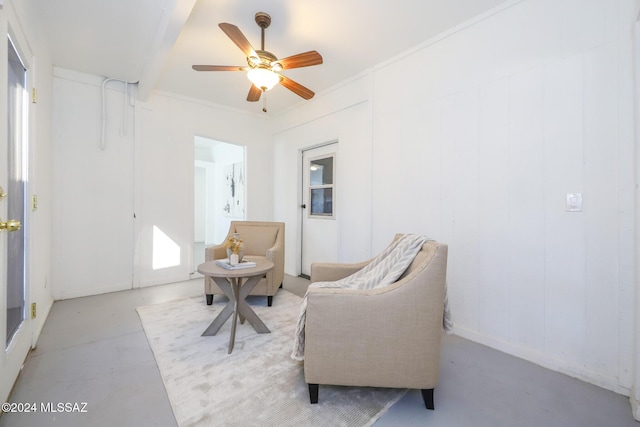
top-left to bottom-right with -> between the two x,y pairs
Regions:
33,0 -> 510,114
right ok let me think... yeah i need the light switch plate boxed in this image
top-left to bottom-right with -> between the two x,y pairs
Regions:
566,193 -> 583,212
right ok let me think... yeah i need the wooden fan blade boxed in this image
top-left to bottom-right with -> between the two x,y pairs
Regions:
247,84 -> 262,102
276,51 -> 323,69
219,23 -> 257,58
278,75 -> 315,100
192,65 -> 247,72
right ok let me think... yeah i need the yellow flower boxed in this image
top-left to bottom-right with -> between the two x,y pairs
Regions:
224,236 -> 243,254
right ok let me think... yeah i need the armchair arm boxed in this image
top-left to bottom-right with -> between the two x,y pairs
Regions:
310,260 -> 369,283
265,238 -> 285,288
205,243 -> 227,262
265,239 -> 283,262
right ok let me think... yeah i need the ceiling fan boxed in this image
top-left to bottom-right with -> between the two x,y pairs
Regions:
192,12 -> 323,111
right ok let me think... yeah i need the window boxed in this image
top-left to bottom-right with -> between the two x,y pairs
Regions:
308,155 -> 334,218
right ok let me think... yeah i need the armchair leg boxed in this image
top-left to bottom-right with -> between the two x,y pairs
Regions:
308,384 -> 319,404
267,296 -> 273,307
206,294 -> 213,305
421,388 -> 434,410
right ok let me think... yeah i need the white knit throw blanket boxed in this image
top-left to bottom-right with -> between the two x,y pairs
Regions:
291,234 -> 452,361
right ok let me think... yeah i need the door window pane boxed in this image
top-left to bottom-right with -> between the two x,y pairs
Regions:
308,154 -> 335,218
310,188 -> 333,215
310,157 -> 333,185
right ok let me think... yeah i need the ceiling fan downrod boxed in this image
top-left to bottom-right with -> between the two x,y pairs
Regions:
257,11 -> 271,112
255,12 -> 271,51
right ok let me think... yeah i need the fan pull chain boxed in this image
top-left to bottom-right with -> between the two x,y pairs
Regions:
262,92 -> 267,112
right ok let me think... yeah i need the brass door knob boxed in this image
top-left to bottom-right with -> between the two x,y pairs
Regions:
0,219 -> 21,231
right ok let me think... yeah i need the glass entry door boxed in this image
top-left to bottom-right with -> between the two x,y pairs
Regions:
1,36 -> 30,404
6,37 -> 26,347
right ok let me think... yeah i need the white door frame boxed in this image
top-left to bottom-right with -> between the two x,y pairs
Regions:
630,16 -> 640,423
0,27 -> 32,404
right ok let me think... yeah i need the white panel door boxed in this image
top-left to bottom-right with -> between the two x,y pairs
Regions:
300,143 -> 338,278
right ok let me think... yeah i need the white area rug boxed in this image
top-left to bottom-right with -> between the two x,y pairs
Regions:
137,290 -> 406,427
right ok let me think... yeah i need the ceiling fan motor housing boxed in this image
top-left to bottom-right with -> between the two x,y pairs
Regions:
247,50 -> 281,72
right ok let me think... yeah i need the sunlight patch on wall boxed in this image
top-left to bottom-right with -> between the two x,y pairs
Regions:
153,226 -> 180,270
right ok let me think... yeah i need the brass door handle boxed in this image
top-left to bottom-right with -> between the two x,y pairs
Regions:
0,219 -> 21,231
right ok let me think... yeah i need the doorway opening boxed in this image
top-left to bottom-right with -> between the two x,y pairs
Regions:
193,136 -> 245,274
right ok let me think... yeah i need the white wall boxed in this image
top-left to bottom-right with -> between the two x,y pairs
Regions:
273,0 -> 639,401
51,76 -> 271,296
52,69 -> 136,299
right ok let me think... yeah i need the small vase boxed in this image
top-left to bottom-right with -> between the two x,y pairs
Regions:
229,253 -> 239,265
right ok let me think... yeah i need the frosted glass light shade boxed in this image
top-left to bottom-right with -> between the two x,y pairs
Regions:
247,68 -> 280,91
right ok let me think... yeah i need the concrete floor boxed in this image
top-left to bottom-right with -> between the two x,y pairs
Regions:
0,275 -> 636,427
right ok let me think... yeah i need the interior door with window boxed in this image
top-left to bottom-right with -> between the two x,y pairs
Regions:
300,143 -> 338,277
0,37 -> 30,403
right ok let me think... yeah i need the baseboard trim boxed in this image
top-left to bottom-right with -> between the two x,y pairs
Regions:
54,283 -> 131,300
630,391 -> 640,421
453,326 -> 630,397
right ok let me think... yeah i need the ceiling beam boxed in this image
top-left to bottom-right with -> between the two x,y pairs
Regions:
137,0 -> 198,101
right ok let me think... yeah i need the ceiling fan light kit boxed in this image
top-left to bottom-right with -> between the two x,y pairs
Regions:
247,67 -> 279,91
192,11 -> 323,112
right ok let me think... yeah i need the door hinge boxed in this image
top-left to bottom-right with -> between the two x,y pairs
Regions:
31,302 -> 36,319
32,88 -> 37,103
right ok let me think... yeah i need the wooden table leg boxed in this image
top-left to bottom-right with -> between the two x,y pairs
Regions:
201,274 -> 270,353
236,275 -> 270,334
201,277 -> 235,336
227,278 -> 240,353
201,301 -> 234,336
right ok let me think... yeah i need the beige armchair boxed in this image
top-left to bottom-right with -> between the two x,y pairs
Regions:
204,221 -> 285,307
303,235 -> 448,409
